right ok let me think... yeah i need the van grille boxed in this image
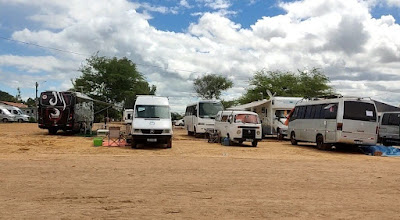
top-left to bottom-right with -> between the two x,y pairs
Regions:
242,129 -> 256,139
141,129 -> 163,134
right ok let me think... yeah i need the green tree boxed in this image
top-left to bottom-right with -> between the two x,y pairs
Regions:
25,98 -> 36,107
239,68 -> 334,104
72,55 -> 156,121
15,87 -> 22,102
0,90 -> 17,102
193,74 -> 233,100
171,112 -> 183,120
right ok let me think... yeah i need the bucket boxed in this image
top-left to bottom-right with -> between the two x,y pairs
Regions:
93,137 -> 103,147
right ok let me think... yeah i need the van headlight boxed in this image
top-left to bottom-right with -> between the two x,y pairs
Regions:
237,130 -> 241,135
133,129 -> 141,133
163,129 -> 170,133
257,131 -> 261,135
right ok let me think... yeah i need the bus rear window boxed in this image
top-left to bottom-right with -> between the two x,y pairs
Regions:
40,91 -> 72,107
344,101 -> 376,122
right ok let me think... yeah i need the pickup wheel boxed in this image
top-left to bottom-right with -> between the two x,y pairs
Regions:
252,140 -> 258,147
316,135 -> 331,151
290,132 -> 297,145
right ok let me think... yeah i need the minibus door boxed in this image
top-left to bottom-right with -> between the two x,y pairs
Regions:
324,120 -> 337,143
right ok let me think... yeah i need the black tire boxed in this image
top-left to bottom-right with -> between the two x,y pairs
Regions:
48,128 -> 58,135
238,140 -> 244,144
2,118 -> 8,123
316,135 -> 330,151
166,138 -> 172,148
18,119 -> 23,123
382,139 -> 391,146
194,127 -> 200,138
290,132 -> 297,145
252,140 -> 258,147
277,129 -> 284,140
131,140 -> 138,149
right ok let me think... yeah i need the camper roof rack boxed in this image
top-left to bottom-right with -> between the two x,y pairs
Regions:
307,94 -> 343,100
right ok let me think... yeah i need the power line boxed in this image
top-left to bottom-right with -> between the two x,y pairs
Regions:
0,35 -> 208,75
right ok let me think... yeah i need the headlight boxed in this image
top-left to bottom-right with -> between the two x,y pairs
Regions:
256,131 -> 261,135
237,130 -> 241,135
134,129 -> 141,133
163,129 -> 170,133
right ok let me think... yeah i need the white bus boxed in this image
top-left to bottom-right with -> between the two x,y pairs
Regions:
288,96 -> 378,150
379,112 -> 400,146
184,100 -> 224,137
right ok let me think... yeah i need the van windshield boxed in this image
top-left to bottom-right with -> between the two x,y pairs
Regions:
344,101 -> 376,122
235,114 -> 260,124
135,105 -> 170,119
199,102 -> 224,119
275,110 -> 289,118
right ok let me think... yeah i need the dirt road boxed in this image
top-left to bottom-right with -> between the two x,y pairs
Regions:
1,123 -> 399,219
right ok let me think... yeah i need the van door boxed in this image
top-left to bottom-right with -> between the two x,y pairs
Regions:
323,104 -> 338,143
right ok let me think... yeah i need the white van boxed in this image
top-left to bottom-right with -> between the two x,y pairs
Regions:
288,96 -> 378,150
0,107 -> 16,122
184,100 -> 224,137
215,110 -> 262,147
130,96 -> 172,148
379,112 -> 400,146
123,109 -> 134,124
4,106 -> 29,122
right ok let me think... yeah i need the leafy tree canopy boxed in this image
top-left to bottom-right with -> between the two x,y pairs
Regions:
72,55 -> 156,121
0,90 -> 17,102
193,74 -> 233,100
239,68 -> 335,104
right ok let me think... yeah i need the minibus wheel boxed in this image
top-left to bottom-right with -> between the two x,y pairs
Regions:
166,138 -> 172,148
290,132 -> 297,145
2,118 -> 8,123
316,135 -> 330,150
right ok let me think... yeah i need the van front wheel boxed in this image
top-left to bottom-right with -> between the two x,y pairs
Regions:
316,135 -> 330,151
290,132 -> 297,145
2,118 -> 8,123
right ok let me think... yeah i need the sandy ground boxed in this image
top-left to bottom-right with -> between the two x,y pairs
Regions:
1,123 -> 400,219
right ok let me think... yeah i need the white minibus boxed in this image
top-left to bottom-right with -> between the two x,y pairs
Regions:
131,96 -> 172,148
184,100 -> 224,137
288,96 -> 378,150
379,112 -> 400,146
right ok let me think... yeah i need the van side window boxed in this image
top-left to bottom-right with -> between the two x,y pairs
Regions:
389,114 -> 400,126
324,103 -> 338,119
298,106 -> 306,119
314,105 -> 322,119
192,106 -> 197,116
304,106 -> 312,119
221,115 -> 228,122
381,114 -> 390,125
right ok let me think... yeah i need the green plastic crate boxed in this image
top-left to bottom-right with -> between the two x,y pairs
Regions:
93,137 -> 103,147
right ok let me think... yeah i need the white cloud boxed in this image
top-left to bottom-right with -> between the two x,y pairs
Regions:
386,0 -> 400,7
2,0 -> 400,111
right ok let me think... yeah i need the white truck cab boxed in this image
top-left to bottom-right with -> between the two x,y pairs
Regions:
215,110 -> 262,147
130,96 -> 173,148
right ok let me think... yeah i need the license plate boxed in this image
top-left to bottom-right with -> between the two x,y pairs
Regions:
354,141 -> 363,144
147,138 -> 157,142
246,139 -> 253,142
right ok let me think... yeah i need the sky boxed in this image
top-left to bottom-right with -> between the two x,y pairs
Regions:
1,0 -> 400,113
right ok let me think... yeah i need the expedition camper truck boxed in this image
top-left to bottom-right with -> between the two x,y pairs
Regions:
379,112 -> 400,146
288,96 -> 378,150
228,96 -> 301,139
4,106 -> 29,122
184,100 -> 224,137
38,91 -> 94,134
130,96 -> 172,148
215,110 -> 262,147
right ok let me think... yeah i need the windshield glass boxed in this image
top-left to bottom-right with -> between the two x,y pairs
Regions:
344,101 -> 376,122
135,105 -> 170,119
235,114 -> 260,124
199,102 -> 224,119
275,110 -> 289,118
40,91 -> 72,107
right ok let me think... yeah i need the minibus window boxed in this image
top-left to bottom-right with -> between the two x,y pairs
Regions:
305,106 -> 312,119
381,114 -> 390,125
343,101 -> 376,122
388,114 -> 400,125
324,103 -> 338,119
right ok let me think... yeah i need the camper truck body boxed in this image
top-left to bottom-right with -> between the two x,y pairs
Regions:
38,91 -> 94,134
